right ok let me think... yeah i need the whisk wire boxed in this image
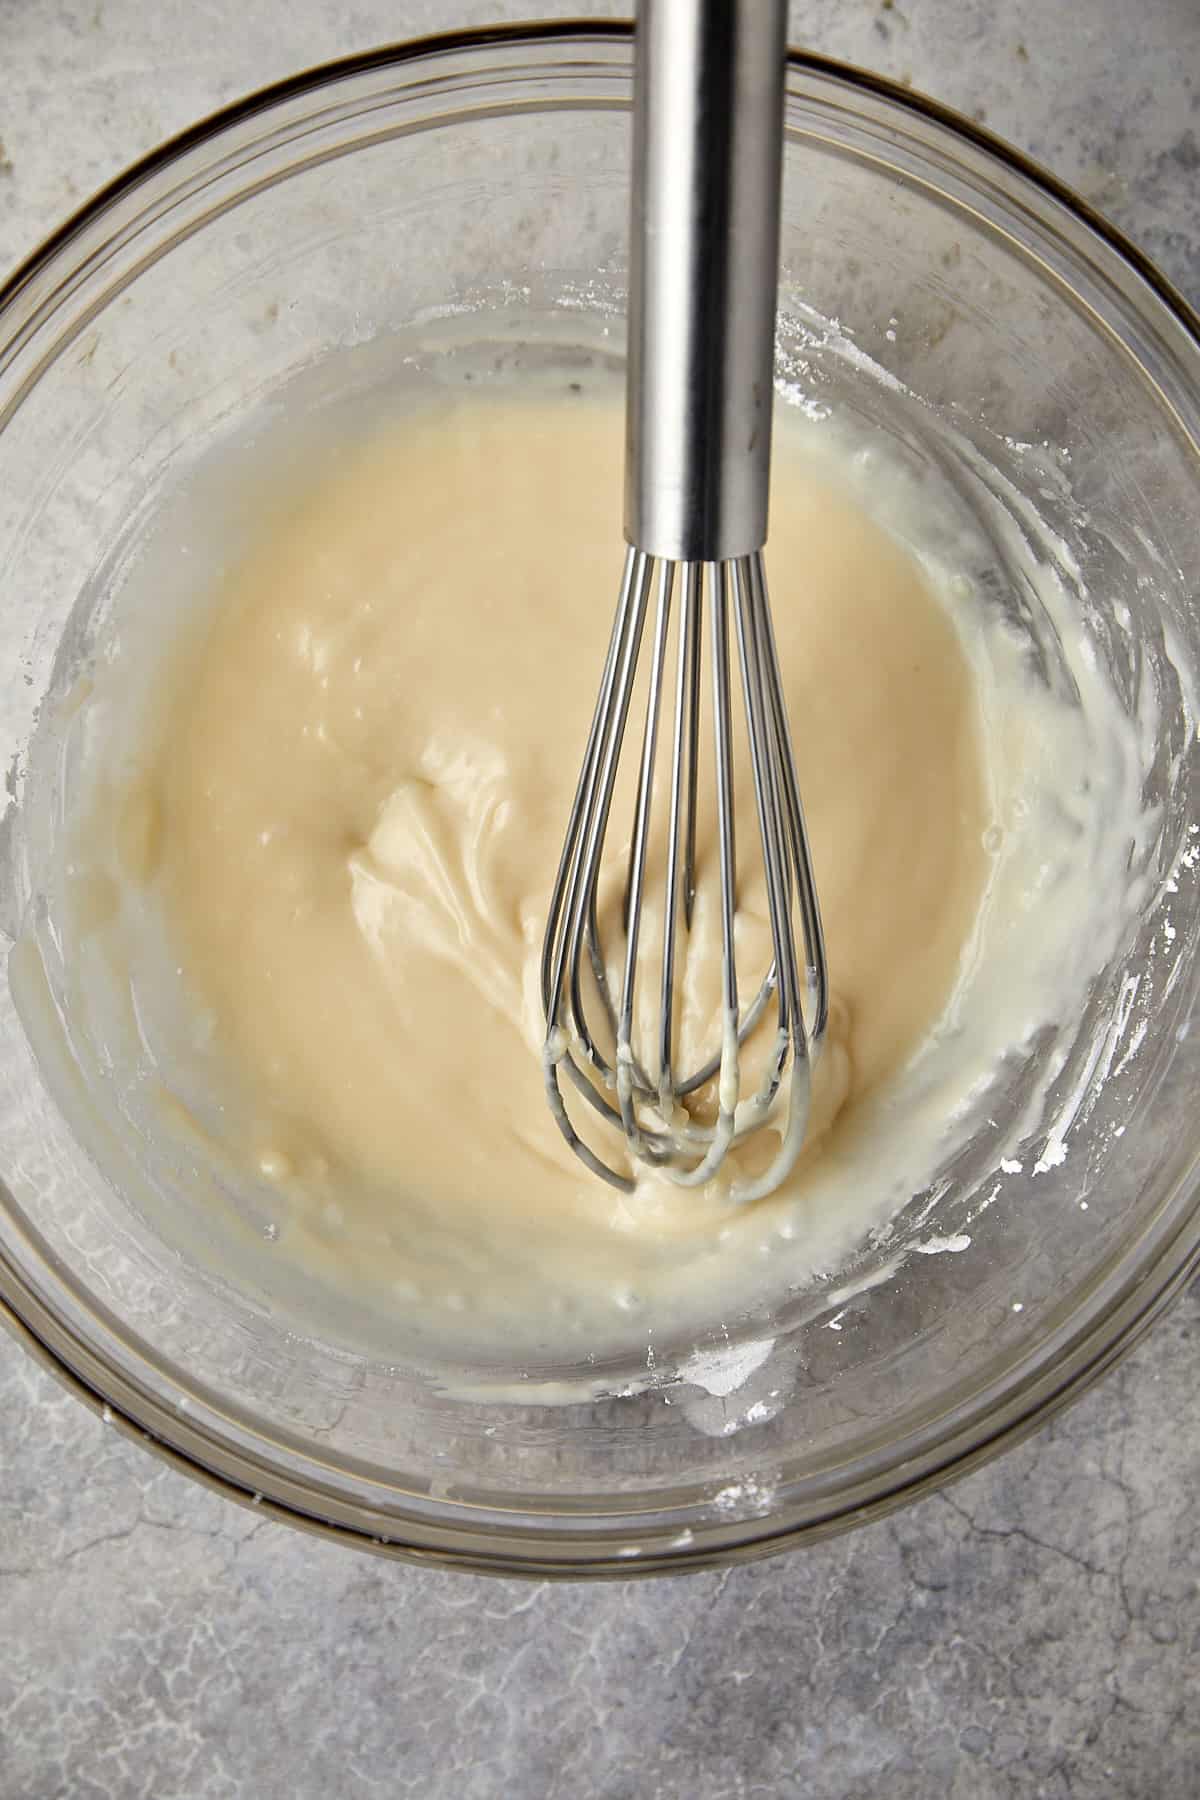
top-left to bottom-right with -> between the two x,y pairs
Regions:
757,557 -> 830,1042
616,557 -> 676,1155
658,559 -> 699,1105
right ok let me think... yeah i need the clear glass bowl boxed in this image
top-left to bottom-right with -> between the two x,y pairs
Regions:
1,25 -> 1198,1575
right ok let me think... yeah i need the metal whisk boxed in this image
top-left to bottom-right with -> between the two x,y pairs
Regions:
541,0 -> 828,1201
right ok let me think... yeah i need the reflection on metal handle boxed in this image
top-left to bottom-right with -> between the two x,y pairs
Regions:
625,0 -> 788,562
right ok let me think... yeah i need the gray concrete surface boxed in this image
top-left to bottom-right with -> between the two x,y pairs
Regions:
1,2 -> 1198,1796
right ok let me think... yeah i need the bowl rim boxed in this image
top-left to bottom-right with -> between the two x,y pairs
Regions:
4,20 -> 1198,343
1,19 -> 1198,1578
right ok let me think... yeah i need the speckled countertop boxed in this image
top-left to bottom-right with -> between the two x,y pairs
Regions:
1,3 -> 1197,1796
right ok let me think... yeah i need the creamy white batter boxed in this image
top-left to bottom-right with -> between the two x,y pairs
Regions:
51,364 -> 1156,1362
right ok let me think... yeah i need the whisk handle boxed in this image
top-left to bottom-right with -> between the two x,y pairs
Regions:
625,0 -> 788,563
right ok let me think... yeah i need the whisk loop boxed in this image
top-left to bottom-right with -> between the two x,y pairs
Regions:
541,547 -> 828,1199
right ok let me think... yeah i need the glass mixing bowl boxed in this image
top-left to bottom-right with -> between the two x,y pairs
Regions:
1,25 -> 1198,1576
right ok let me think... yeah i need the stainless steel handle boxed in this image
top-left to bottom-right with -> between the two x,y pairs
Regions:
624,0 -> 788,562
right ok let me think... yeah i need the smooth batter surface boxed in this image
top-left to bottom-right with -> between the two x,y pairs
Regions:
112,388 -> 990,1344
